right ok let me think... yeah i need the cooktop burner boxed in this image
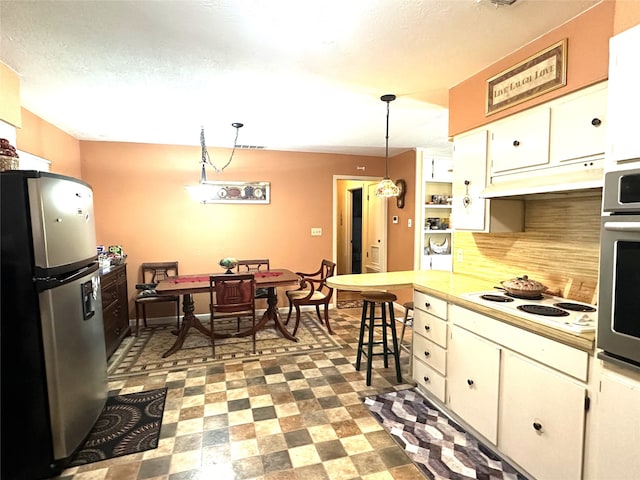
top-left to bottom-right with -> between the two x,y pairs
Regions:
517,305 -> 570,317
480,294 -> 514,302
462,291 -> 596,333
553,302 -> 597,312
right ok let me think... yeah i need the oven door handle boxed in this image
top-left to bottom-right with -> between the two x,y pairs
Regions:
603,221 -> 640,232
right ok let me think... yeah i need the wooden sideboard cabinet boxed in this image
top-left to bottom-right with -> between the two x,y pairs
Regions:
100,264 -> 131,358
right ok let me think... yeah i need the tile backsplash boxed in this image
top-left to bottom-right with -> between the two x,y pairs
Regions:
452,194 -> 601,303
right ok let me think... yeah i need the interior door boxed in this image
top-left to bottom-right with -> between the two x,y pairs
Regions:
365,183 -> 387,272
349,188 -> 362,274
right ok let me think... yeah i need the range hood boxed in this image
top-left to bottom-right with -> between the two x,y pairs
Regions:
480,168 -> 604,199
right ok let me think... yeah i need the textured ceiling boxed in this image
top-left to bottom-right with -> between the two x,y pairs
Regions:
0,0 -> 601,156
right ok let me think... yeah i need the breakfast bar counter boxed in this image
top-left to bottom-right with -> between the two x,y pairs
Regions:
327,270 -> 595,353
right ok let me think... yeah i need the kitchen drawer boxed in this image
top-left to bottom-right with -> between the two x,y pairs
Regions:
414,290 -> 447,320
100,277 -> 119,309
413,334 -> 446,374
413,357 -> 446,403
100,264 -> 130,359
414,308 -> 448,348
449,304 -> 589,381
102,301 -> 127,349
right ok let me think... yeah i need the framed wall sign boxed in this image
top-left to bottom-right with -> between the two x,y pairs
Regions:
198,181 -> 270,204
486,39 -> 567,115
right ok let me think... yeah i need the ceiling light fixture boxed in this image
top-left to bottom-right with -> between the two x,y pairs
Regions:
375,94 -> 401,198
185,123 -> 243,202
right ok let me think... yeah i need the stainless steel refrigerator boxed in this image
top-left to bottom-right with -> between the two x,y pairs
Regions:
1,170 -> 108,479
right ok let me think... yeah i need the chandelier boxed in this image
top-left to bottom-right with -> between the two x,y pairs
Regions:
375,94 -> 401,197
185,123 -> 243,202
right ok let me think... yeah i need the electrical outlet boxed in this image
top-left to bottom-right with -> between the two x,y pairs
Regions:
457,249 -> 464,262
311,227 -> 322,236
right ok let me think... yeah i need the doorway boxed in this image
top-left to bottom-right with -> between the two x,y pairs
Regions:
350,188 -> 362,274
333,176 -> 387,276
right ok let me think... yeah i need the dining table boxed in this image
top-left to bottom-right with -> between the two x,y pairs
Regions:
155,269 -> 300,358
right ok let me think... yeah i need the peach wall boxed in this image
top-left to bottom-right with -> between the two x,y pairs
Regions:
613,0 -> 640,34
80,140 -> 387,314
0,62 -> 21,128
16,109 -> 82,178
448,1 -> 614,137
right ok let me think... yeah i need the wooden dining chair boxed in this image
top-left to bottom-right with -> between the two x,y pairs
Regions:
285,259 -> 336,335
209,274 -> 256,355
236,259 -> 271,300
134,261 -> 180,335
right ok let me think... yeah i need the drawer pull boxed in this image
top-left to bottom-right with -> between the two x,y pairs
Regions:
424,351 -> 430,358
423,376 -> 430,383
424,325 -> 431,332
424,302 -> 431,309
533,422 -> 543,432
512,140 -> 520,147
466,379 -> 474,386
591,117 -> 602,127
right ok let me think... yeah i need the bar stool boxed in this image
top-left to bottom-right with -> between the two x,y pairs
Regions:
399,301 -> 414,355
356,291 -> 402,386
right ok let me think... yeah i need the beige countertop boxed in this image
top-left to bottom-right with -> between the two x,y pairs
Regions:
327,270 -> 595,353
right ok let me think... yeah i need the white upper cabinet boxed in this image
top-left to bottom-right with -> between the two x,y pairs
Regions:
452,130 -> 489,231
481,81 -> 607,197
490,107 -> 551,175
452,130 -> 524,232
550,82 -> 607,164
606,23 -> 640,168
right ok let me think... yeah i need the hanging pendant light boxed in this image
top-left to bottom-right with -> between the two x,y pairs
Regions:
185,122 -> 243,202
375,94 -> 401,197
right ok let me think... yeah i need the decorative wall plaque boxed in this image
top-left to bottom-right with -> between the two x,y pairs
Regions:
486,39 -> 567,115
200,181 -> 270,204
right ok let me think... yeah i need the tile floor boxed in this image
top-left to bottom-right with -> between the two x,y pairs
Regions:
58,305 -> 420,480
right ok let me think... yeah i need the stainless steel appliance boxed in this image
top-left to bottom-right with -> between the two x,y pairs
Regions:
1,171 -> 108,479
462,291 -> 597,334
598,167 -> 640,369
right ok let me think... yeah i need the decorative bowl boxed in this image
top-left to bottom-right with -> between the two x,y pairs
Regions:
219,257 -> 238,274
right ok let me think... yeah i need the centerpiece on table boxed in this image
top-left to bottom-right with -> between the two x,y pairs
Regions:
219,257 -> 238,274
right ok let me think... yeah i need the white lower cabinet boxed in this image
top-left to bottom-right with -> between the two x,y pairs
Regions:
410,302 -> 592,479
412,290 -> 448,403
586,364 -> 640,480
499,351 -> 587,480
448,325 -> 500,443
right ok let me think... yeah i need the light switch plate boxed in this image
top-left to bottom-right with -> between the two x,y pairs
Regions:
311,227 -> 322,236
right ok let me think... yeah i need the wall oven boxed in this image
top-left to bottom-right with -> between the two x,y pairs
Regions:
598,167 -> 640,369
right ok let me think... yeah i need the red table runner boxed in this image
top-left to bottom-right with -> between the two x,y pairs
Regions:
169,271 -> 283,284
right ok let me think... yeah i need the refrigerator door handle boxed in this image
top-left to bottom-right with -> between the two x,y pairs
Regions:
35,262 -> 99,292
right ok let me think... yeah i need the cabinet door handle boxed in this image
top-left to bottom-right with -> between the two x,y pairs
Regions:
424,325 -> 431,332
512,140 -> 520,147
423,376 -> 430,383
424,351 -> 430,358
466,379 -> 474,386
424,302 -> 431,308
591,117 -> 602,127
532,422 -> 543,431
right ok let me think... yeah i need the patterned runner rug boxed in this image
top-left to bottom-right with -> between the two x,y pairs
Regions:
363,388 -> 527,480
69,388 -> 167,467
108,311 -> 342,378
